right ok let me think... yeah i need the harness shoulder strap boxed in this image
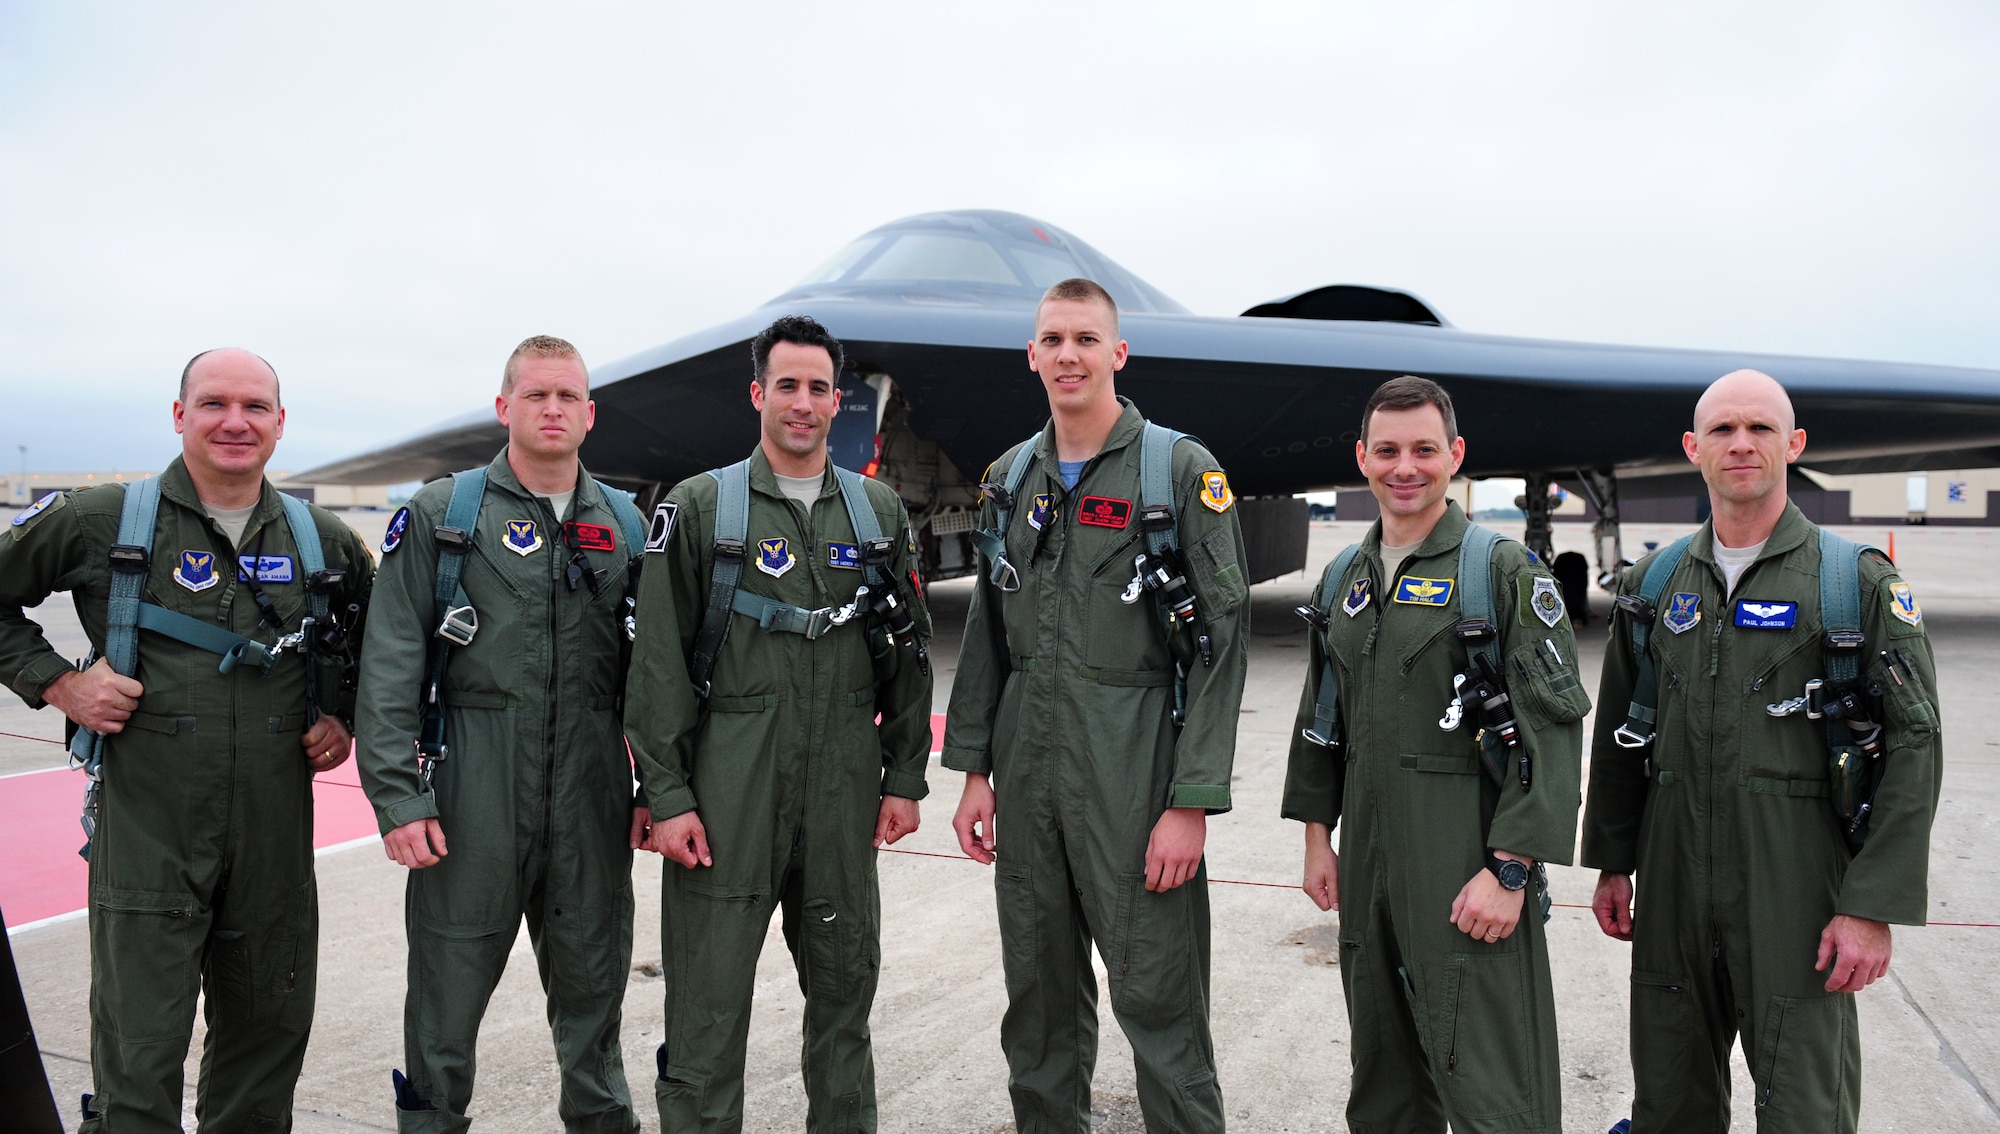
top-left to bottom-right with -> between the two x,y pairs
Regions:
831,465 -> 887,587
594,479 -> 646,561
1456,523 -> 1507,672
1139,423 -> 1187,556
431,470 -> 486,622
1817,528 -> 1873,683
1612,534 -> 1695,750
277,492 -> 328,621
1301,542 -> 1366,748
690,459 -> 753,699
105,476 -> 163,678
970,440 -> 1040,588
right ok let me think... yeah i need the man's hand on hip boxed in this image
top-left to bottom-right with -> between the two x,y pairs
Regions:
43,658 -> 143,734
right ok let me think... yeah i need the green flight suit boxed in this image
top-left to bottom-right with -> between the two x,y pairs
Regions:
942,399 -> 1249,1134
1283,502 -> 1589,1134
0,458 -> 374,1133
623,448 -> 932,1134
355,450 -> 642,1134
1581,504 -> 1943,1134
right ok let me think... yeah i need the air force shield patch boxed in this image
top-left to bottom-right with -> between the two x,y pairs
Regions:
1026,493 -> 1054,532
1199,472 -> 1235,513
757,537 -> 796,577
1529,575 -> 1565,627
1342,578 -> 1371,617
1888,582 -> 1922,626
504,519 -> 544,556
1662,592 -> 1701,634
174,550 -> 219,592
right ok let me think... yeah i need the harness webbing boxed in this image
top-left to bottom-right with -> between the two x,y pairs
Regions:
1301,543 -> 1365,747
103,476 -> 162,678
1612,535 -> 1695,750
1457,524 -> 1506,672
1139,423 -> 1184,558
970,443 -> 1040,589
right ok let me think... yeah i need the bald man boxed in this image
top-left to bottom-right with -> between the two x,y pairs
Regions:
0,349 -> 375,1131
1581,370 -> 1943,1133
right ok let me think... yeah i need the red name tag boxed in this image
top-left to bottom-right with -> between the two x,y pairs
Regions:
567,522 -> 617,551
1076,496 -> 1132,529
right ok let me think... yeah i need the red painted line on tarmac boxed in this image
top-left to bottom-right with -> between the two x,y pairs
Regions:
931,713 -> 944,756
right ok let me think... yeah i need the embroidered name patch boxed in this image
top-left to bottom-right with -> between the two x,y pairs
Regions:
1342,578 -> 1372,617
827,541 -> 861,570
1200,472 -> 1235,513
567,522 -> 616,552
1076,496 -> 1132,529
757,537 -> 796,578
1027,493 -> 1054,531
238,554 -> 295,583
646,502 -> 677,553
381,505 -> 411,554
1662,592 -> 1701,634
1394,577 -> 1454,606
1734,600 -> 1797,630
504,519 -> 544,556
1888,582 -> 1922,626
175,549 -> 219,592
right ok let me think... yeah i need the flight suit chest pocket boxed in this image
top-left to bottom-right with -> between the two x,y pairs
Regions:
1506,642 -> 1591,726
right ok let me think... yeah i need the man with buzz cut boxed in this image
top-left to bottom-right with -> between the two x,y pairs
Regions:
0,348 -> 374,1132
356,335 -> 647,1133
944,277 -> 1249,1133
624,313 -> 933,1133
1284,375 -> 1587,1134
1583,369 -> 1943,1133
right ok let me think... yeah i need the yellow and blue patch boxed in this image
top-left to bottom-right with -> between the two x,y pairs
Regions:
827,541 -> 861,570
1888,582 -> 1922,627
1662,592 -> 1701,634
174,549 -> 220,592
1734,599 -> 1797,630
1394,577 -> 1454,606
1200,472 -> 1235,513
1341,577 -> 1371,617
10,494 -> 57,527
757,536 -> 796,578
1027,493 -> 1054,531
503,519 -> 544,556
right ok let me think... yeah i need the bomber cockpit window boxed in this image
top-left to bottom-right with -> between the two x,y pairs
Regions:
1011,244 -> 1084,292
794,236 -> 883,287
852,234 -> 1018,285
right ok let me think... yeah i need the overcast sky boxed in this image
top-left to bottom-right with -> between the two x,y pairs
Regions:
3,1 -> 1996,476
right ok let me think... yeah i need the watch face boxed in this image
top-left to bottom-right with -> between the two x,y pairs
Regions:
1491,858 -> 1529,891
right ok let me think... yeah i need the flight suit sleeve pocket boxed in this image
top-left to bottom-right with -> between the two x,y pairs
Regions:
1506,643 -> 1591,725
1185,526 -> 1245,616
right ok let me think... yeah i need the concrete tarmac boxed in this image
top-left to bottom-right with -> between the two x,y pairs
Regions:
6,518 -> 1998,1132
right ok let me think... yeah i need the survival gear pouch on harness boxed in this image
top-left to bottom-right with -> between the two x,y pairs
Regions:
686,460 -> 927,704
69,477 -> 342,859
415,470 -> 646,792
1611,529 -> 1893,854
972,423 -> 1211,726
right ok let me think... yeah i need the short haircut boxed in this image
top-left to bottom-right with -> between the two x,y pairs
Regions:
502,335 -> 587,394
1037,277 -> 1120,336
179,349 -> 281,405
1361,375 -> 1458,443
750,314 -> 844,385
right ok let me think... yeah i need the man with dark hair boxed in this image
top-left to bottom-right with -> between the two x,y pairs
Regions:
945,279 -> 1248,1132
625,314 -> 932,1132
0,348 -> 374,1131
1583,369 -> 1942,1133
356,335 -> 646,1133
1284,374 -> 1586,1133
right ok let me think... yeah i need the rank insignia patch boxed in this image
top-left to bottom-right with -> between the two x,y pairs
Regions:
827,541 -> 861,570
1027,493 -> 1054,531
1076,496 -> 1131,529
174,550 -> 219,592
1888,582 -> 1923,626
1734,600 -> 1797,630
1199,472 -> 1235,513
1662,592 -> 1701,634
757,537 -> 796,578
1342,578 -> 1371,617
1394,576 -> 1455,606
503,519 -> 544,556
566,522 -> 616,552
238,554 -> 295,583
1529,575 -> 1565,627
381,506 -> 411,554
645,502 -> 677,554
10,495 -> 56,527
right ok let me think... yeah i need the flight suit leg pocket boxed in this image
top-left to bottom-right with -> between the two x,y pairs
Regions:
1440,953 -> 1536,1122
1751,994 -> 1852,1131
800,897 -> 864,1004
90,887 -> 204,1043
1108,871 -> 1190,1027
1628,969 -> 1696,1118
993,862 -> 1038,998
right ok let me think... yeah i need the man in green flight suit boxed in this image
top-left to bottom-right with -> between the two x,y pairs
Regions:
0,348 -> 374,1132
944,278 -> 1250,1133
624,314 -> 933,1133
1582,369 -> 1943,1133
356,336 -> 646,1133
1283,375 -> 1589,1134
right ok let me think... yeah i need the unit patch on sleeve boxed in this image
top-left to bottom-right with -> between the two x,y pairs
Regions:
10,494 -> 58,528
503,519 -> 544,556
174,550 -> 220,592
1076,496 -> 1132,529
238,555 -> 295,583
1394,577 -> 1455,606
1887,581 -> 1923,627
381,505 -> 411,554
645,502 -> 678,554
1527,575 -> 1565,628
1027,493 -> 1054,531
1342,577 -> 1372,617
1199,472 -> 1235,513
1734,600 -> 1797,630
827,541 -> 861,570
757,537 -> 796,578
1662,592 -> 1701,634
566,522 -> 616,552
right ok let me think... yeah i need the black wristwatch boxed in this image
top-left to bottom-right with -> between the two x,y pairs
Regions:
1486,854 -> 1530,892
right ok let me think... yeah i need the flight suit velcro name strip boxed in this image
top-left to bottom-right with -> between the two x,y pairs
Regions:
1740,775 -> 1830,799
705,692 -> 781,713
1399,753 -> 1480,775
125,711 -> 197,735
1079,665 -> 1175,687
445,691 -> 514,711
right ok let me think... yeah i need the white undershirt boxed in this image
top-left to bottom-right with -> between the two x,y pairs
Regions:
204,502 -> 257,548
539,490 -> 575,522
1712,538 -> 1768,597
773,473 -> 822,508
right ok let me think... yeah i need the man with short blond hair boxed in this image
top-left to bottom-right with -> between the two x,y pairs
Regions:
358,335 -> 647,1133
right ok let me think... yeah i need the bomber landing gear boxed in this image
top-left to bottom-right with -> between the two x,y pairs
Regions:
1515,473 -> 1556,566
1572,468 -> 1627,590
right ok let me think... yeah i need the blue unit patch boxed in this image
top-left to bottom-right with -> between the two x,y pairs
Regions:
1341,577 -> 1371,617
757,537 -> 796,578
381,505 -> 411,554
827,541 -> 862,570
1027,493 -> 1054,532
174,549 -> 220,592
1393,577 -> 1455,606
503,519 -> 544,556
238,554 -> 295,583
1888,582 -> 1922,626
1662,592 -> 1701,634
1734,600 -> 1798,630
10,495 -> 56,527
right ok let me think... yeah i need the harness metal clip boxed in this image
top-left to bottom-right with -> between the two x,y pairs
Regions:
437,605 -> 479,646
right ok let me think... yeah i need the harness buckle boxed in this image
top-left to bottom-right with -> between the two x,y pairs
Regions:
1614,593 -> 1657,623
1454,618 -> 1497,644
989,554 -> 1021,594
1824,630 -> 1866,653
108,544 -> 150,573
436,605 -> 479,646
714,538 -> 746,560
1612,723 -> 1654,749
433,525 -> 471,551
1139,504 -> 1174,532
979,482 -> 1015,510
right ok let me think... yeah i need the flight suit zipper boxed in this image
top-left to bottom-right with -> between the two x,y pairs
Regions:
542,496 -> 561,851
